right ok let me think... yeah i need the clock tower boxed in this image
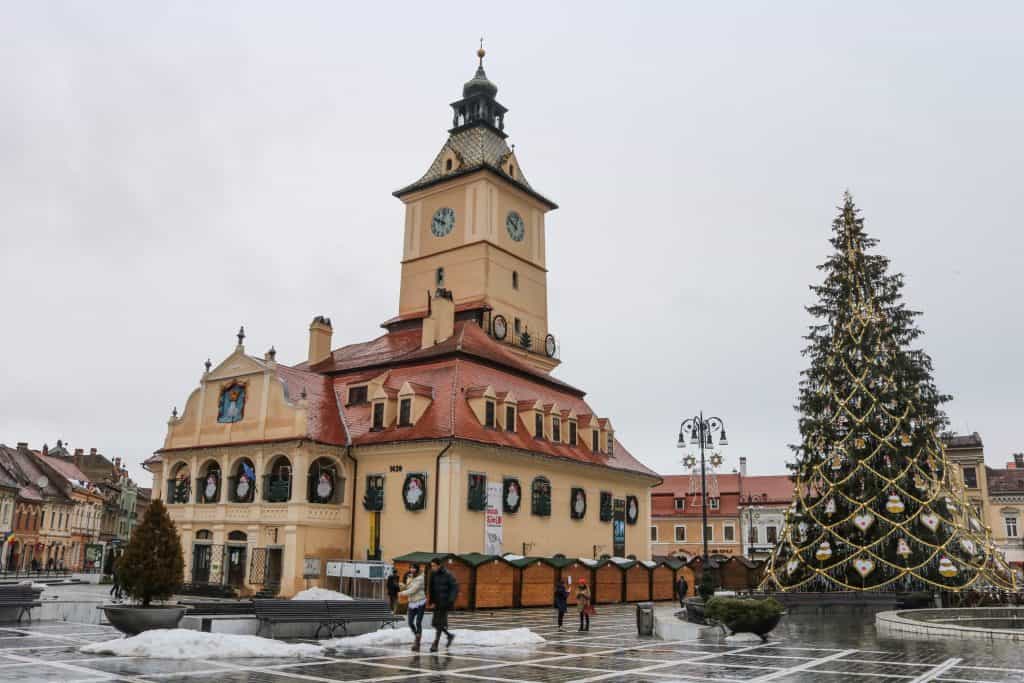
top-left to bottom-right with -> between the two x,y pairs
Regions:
393,46 -> 559,371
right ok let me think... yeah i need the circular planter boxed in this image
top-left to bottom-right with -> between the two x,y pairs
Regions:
99,605 -> 186,635
720,610 -> 784,640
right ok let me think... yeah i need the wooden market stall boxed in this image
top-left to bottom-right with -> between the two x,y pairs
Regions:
651,560 -> 676,601
511,557 -> 555,608
594,559 -> 625,604
392,551 -> 472,610
624,561 -> 652,602
547,556 -> 593,606
463,553 -> 516,609
719,556 -> 763,593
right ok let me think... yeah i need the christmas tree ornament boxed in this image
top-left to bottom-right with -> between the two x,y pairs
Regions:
854,436 -> 866,449
885,494 -> 905,514
853,556 -> 875,578
824,498 -> 837,516
960,539 -> 976,556
938,557 -> 958,578
853,512 -> 875,532
900,433 -> 912,447
944,497 -> 957,515
815,541 -> 833,561
786,558 -> 800,576
896,538 -> 911,558
913,473 -> 927,491
797,521 -> 808,541
919,511 -> 940,532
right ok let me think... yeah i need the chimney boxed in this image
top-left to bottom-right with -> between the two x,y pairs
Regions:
74,450 -> 82,468
1015,453 -> 1024,469
421,288 -> 455,349
42,444 -> 48,456
90,448 -> 97,456
308,316 -> 333,365
74,448 -> 83,456
16,442 -> 28,451
739,456 -> 747,477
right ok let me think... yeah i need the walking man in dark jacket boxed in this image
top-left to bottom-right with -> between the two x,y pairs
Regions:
428,558 -> 458,652
677,575 -> 689,608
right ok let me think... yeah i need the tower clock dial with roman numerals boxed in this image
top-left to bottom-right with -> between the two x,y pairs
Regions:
505,211 -> 525,242
431,207 -> 455,237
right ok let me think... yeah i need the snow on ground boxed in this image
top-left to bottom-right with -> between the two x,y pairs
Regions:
291,587 -> 352,601
325,627 -> 543,650
725,632 -> 764,644
81,629 -> 324,659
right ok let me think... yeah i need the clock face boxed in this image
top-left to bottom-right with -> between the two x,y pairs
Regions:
431,207 -> 455,237
505,211 -> 525,242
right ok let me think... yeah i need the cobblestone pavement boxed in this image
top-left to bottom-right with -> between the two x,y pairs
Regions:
1,604 -> 1024,682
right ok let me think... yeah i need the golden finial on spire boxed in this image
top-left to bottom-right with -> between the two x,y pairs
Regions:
477,37 -> 486,66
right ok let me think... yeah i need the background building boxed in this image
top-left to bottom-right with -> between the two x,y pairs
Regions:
737,466 -> 792,561
650,473 -> 742,559
986,453 -> 1024,567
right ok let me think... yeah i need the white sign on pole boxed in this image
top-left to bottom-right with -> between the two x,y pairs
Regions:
484,482 -> 503,555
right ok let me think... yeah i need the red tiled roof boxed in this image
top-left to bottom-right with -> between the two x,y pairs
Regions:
272,364 -> 347,446
987,466 -> 1024,495
333,356 -> 657,479
740,474 -> 794,503
653,473 -> 741,496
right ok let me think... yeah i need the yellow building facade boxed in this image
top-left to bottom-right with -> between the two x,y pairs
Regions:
146,50 -> 659,598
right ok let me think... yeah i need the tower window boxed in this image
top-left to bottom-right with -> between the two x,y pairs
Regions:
436,267 -> 445,287
514,318 -> 521,335
512,271 -> 519,289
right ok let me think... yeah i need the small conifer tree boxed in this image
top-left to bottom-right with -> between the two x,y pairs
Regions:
118,499 -> 184,606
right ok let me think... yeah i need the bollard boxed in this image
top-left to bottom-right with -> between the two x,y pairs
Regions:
636,601 -> 654,636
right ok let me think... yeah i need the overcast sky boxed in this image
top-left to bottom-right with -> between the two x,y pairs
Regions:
2,2 -> 1022,486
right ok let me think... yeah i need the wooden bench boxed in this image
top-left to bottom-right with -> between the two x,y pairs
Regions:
181,600 -> 256,631
324,600 -> 403,637
0,587 -> 42,623
253,599 -> 401,638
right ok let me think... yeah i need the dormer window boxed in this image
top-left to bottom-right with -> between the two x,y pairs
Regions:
348,386 -> 368,405
534,413 -> 544,439
674,497 -> 684,510
569,421 -> 577,446
552,417 -> 561,442
484,400 -> 496,428
372,402 -> 385,431
398,398 -> 412,427
592,430 -> 599,452
445,158 -> 453,172
710,497 -> 720,510
505,406 -> 516,432
607,432 -> 615,456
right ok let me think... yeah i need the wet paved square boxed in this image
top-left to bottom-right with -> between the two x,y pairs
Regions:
1,604 -> 1023,681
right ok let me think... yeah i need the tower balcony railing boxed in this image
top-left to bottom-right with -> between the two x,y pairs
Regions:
488,324 -> 561,361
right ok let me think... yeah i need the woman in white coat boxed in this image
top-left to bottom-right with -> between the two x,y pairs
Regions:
398,563 -> 427,651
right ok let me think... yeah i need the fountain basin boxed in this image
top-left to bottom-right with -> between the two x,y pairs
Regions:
877,607 -> 1024,641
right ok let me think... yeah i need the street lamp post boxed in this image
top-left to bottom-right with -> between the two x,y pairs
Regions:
677,413 -> 728,564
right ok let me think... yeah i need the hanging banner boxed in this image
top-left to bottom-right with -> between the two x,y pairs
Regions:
484,482 -> 503,555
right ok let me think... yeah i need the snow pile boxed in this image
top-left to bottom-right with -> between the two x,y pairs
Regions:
291,587 -> 353,601
502,554 -> 525,561
578,558 -> 599,567
19,581 -> 46,590
81,630 -> 324,659
725,632 -> 764,644
325,627 -> 543,650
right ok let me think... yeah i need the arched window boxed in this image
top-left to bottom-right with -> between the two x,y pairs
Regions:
228,458 -> 256,503
531,477 -> 551,517
197,461 -> 221,504
308,457 -> 343,504
227,531 -> 247,542
264,455 -> 293,503
168,462 -> 191,504
195,529 -> 213,541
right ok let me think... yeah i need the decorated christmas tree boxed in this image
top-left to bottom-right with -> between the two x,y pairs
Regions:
762,193 -> 1015,592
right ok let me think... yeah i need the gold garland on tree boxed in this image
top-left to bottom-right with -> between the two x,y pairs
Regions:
761,196 -> 1015,593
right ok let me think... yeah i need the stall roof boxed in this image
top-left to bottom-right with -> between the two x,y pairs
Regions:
392,552 -> 453,564
542,556 -> 584,569
458,552 -> 505,567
